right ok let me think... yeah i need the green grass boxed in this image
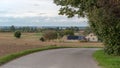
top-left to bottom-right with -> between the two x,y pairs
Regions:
0,46 -> 71,66
93,50 -> 120,68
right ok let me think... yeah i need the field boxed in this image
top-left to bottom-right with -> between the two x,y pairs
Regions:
0,32 -> 103,57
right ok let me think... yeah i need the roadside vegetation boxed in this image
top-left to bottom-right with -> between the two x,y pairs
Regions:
0,46 -> 69,66
54,0 -> 120,55
94,50 -> 120,68
0,46 -> 102,66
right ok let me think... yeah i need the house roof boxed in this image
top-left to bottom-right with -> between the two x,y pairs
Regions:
67,36 -> 86,40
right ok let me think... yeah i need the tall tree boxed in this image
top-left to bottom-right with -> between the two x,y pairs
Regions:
54,0 -> 120,55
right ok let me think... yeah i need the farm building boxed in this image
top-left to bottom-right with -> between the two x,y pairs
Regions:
86,33 -> 98,42
67,36 -> 86,40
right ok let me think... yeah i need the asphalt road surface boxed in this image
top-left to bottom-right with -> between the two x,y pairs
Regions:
0,48 -> 100,68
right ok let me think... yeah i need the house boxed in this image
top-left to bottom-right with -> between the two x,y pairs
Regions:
86,33 -> 98,42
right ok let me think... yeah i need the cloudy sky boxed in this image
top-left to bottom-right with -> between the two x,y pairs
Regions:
0,0 -> 88,26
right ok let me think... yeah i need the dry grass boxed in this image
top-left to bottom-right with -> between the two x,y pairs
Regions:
0,32 -> 103,57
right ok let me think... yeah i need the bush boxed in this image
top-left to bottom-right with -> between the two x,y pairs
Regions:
63,30 -> 74,36
43,30 -> 57,40
39,37 -> 45,42
14,31 -> 21,38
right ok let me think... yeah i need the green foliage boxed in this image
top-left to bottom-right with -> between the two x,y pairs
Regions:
14,31 -> 21,38
43,30 -> 58,40
54,0 -> 120,55
63,30 -> 74,36
39,37 -> 45,42
89,8 -> 120,55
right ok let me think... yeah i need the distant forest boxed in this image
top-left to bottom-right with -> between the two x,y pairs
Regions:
0,25 -> 88,33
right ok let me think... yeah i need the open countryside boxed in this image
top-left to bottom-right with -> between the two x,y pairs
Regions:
0,0 -> 120,68
0,32 -> 103,57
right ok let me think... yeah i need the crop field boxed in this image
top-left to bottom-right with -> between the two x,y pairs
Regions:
0,32 -> 103,57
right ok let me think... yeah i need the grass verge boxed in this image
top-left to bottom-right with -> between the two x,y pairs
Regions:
0,46 -> 71,66
93,50 -> 120,68
0,45 -> 102,66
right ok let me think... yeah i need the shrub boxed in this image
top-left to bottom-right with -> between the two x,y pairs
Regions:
43,30 -> 57,40
14,31 -> 21,38
39,37 -> 45,42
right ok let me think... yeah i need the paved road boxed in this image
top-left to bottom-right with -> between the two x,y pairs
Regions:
0,48 -> 100,68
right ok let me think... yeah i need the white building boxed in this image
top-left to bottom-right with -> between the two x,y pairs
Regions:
86,33 -> 98,42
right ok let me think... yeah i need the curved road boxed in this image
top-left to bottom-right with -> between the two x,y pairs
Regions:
0,48 -> 100,68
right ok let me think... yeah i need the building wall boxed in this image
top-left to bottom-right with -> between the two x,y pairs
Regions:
86,33 -> 98,42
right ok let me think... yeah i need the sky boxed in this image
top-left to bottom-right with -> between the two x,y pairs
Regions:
0,0 -> 88,27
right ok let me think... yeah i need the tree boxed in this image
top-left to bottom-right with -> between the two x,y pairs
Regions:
14,31 -> 21,38
54,0 -> 120,55
63,30 -> 74,36
57,31 -> 64,38
43,30 -> 57,40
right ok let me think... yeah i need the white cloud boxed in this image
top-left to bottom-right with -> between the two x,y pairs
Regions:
0,0 -> 59,17
0,0 -> 88,26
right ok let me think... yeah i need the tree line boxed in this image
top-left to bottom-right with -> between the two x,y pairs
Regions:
0,25 -> 38,32
0,25 -> 85,33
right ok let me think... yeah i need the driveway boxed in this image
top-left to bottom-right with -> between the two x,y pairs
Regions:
0,48 -> 100,68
